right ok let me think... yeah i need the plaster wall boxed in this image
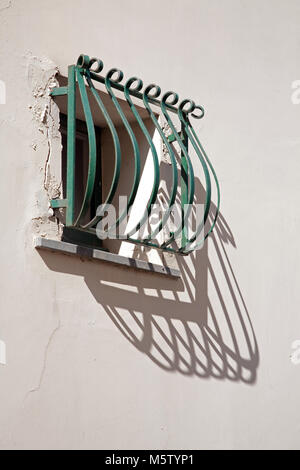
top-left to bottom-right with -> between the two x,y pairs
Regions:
0,0 -> 300,450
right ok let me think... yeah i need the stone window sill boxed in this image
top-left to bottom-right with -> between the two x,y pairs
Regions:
34,237 -> 181,278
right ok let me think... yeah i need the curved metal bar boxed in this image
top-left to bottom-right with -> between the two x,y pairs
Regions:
77,55 -> 206,121
142,84 -> 178,242
80,71 -> 122,230
63,55 -> 219,256
77,56 -> 141,233
177,100 -> 212,253
181,113 -> 220,254
77,54 -> 104,73
73,67 -> 97,226
122,78 -> 160,238
98,69 -> 142,235
191,105 -> 205,120
159,92 -> 195,249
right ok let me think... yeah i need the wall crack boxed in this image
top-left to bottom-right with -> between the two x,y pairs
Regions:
23,318 -> 61,404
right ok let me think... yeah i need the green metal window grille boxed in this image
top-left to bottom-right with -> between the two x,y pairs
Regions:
50,54 -> 220,256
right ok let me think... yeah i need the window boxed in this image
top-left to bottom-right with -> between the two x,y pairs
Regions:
49,54 -> 220,260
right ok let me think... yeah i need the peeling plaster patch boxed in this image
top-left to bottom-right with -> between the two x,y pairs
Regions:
0,0 -> 12,11
27,54 -> 61,200
32,216 -> 51,238
31,212 -> 61,238
26,53 -> 63,238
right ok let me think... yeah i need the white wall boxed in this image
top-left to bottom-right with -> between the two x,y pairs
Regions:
0,0 -> 300,450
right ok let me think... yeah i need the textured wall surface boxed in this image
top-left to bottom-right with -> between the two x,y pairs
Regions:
0,0 -> 300,450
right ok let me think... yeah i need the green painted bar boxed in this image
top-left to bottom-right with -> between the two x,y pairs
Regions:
167,134 -> 177,144
73,68 -> 97,226
181,126 -> 189,249
88,71 -> 181,117
50,198 -> 68,209
50,86 -> 68,97
66,65 -> 76,226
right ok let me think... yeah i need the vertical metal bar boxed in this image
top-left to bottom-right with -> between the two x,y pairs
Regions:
91,127 -> 102,216
181,123 -> 189,248
66,65 -> 76,226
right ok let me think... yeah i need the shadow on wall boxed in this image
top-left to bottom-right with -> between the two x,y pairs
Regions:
38,208 -> 259,384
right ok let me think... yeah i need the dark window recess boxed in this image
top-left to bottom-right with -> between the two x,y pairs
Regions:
60,114 -> 103,249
